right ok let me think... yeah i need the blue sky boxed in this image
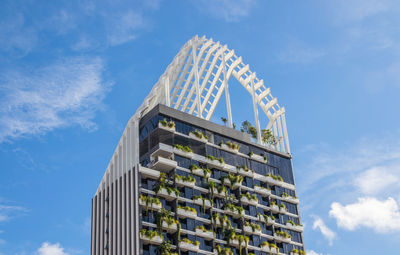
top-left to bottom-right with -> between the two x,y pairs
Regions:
1,0 -> 400,254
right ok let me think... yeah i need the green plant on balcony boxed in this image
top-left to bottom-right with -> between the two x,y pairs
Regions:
275,230 -> 291,239
270,200 -> 277,207
261,129 -> 278,145
220,214 -> 232,233
175,174 -> 196,184
244,221 -> 261,232
220,140 -> 240,151
157,241 -> 178,255
181,238 -> 200,246
215,244 -> 234,255
258,213 -> 275,225
178,205 -> 196,214
237,165 -> 250,172
291,249 -> 299,254
140,229 -> 163,241
173,144 -> 193,153
221,173 -> 243,188
261,241 -> 269,247
279,203 -> 286,210
299,250 -> 305,255
153,182 -> 180,197
282,192 -> 290,197
240,192 -> 258,202
270,243 -> 278,253
193,195 -> 212,214
139,194 -> 161,215
206,155 -> 225,164
240,120 -> 257,139
190,130 -> 208,141
248,151 -> 254,157
195,225 -> 213,234
224,228 -> 236,245
189,165 -> 211,180
159,119 -> 175,128
211,213 -> 219,232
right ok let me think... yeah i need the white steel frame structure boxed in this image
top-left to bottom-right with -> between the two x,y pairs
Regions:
92,35 -> 292,255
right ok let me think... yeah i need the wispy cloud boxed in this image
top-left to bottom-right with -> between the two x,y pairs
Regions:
0,204 -> 26,222
106,10 -> 146,46
193,0 -> 257,22
312,216 -> 336,245
0,57 -> 112,142
277,42 -> 325,64
37,242 -> 68,255
307,251 -> 324,255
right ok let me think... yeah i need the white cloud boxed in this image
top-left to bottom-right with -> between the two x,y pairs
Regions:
0,204 -> 26,222
331,0 -> 390,23
0,57 -> 111,142
330,197 -> 400,232
312,217 -> 336,245
37,242 -> 68,255
193,0 -> 257,22
278,43 -> 325,64
307,251 -> 323,255
107,11 -> 146,46
354,166 -> 400,195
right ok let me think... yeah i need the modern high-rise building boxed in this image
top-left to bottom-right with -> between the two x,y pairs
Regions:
91,36 -> 305,255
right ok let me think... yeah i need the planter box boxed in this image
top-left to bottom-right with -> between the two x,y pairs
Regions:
243,225 -> 262,235
253,173 -> 268,182
286,196 -> 299,204
225,208 -> 244,219
258,215 -> 275,225
290,252 -> 300,255
191,168 -> 211,178
223,178 -> 231,186
240,196 -> 258,206
280,207 -> 287,213
195,228 -> 214,240
179,241 -> 200,252
139,166 -> 160,179
173,148 -> 194,159
206,158 -> 225,169
177,208 -> 197,219
250,153 -> 267,162
286,222 -> 303,231
229,239 -> 246,248
189,132 -> 208,143
271,204 -> 280,213
254,186 -> 271,196
149,156 -> 177,172
162,221 -> 177,233
175,178 -> 196,188
156,188 -> 178,201
158,122 -> 175,132
237,167 -> 254,177
212,188 -> 226,198
139,199 -> 162,211
193,198 -> 212,208
221,143 -> 239,153
274,233 -> 291,243
231,182 -> 241,190
140,233 -> 163,245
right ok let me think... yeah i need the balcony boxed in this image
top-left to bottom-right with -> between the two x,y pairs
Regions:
224,206 -> 244,219
236,166 -> 254,178
271,204 -> 280,213
240,196 -> 258,206
139,166 -> 160,179
195,227 -> 214,240
205,157 -> 225,169
162,221 -> 178,233
229,238 -> 246,248
211,187 -> 226,198
253,172 -> 268,182
258,214 -> 275,225
139,197 -> 162,211
220,142 -> 239,154
190,165 -> 211,178
148,156 -> 177,172
261,243 -> 278,254
156,187 -> 178,201
173,144 -> 194,159
189,131 -> 208,143
243,225 -> 262,235
140,230 -> 163,245
158,120 -> 175,132
274,231 -> 291,243
175,176 -> 196,188
179,239 -> 200,252
193,197 -> 212,209
177,206 -> 197,219
249,152 -> 267,163
254,186 -> 271,196
286,221 -> 304,232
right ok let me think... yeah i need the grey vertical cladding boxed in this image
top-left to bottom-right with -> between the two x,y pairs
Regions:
91,167 -> 138,255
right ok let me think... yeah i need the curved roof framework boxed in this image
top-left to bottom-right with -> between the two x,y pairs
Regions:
97,35 -> 291,192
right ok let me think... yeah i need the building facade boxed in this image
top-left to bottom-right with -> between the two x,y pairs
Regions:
91,36 -> 304,255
